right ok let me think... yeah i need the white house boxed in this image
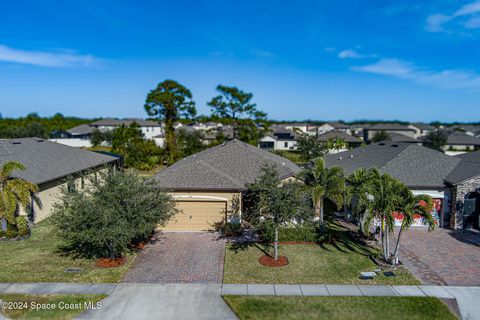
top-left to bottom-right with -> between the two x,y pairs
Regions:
259,125 -> 297,151
49,124 -> 94,148
317,122 -> 351,135
90,118 -> 163,140
283,123 -> 317,136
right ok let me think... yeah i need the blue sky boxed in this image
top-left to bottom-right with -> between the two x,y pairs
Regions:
1,0 -> 480,122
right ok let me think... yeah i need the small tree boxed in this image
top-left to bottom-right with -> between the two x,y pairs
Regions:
372,130 -> 390,142
0,161 -> 40,231
145,80 -> 196,163
52,171 -> 176,259
296,134 -> 326,162
423,130 -> 447,152
298,158 -> 345,224
176,128 -> 206,158
248,165 -> 313,260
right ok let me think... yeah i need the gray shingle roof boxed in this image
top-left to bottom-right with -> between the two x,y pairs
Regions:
388,133 -> 418,143
366,123 -> 415,131
446,132 -> 480,146
445,160 -> 480,185
91,118 -> 161,127
326,122 -> 350,129
67,124 -> 94,135
317,130 -> 361,143
455,150 -> 480,164
152,140 -> 300,191
0,138 -> 120,185
326,142 -> 462,189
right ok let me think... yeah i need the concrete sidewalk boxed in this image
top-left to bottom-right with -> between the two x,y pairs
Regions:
1,283 -> 479,320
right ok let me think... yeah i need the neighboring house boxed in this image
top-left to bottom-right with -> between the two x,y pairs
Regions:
191,122 -> 223,131
363,123 -> 416,142
317,130 -> 362,153
408,123 -> 435,138
49,124 -> 94,148
387,133 -> 419,144
317,122 -> 351,135
283,123 -> 317,136
443,131 -> 480,154
326,141 -> 480,230
455,150 -> 480,163
90,118 -> 163,140
0,138 -> 121,223
152,139 -> 300,231
258,125 -> 297,150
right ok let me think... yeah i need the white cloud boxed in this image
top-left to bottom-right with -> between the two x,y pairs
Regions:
426,1 -> 480,32
338,49 -> 376,59
0,44 -> 99,68
353,58 -> 480,90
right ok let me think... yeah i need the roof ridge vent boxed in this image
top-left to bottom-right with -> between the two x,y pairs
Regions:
11,141 -> 21,145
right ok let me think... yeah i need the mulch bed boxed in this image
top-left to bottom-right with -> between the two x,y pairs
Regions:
95,256 -> 127,268
259,255 -> 289,267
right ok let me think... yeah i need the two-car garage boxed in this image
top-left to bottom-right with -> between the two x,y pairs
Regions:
163,200 -> 227,231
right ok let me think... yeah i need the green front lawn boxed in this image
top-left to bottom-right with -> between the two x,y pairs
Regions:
224,223 -> 419,285
223,296 -> 457,320
0,294 -> 106,320
0,222 -> 134,283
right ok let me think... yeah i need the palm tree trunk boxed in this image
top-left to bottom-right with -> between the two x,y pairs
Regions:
381,218 -> 387,261
385,224 -> 390,262
320,198 -> 324,224
392,225 -> 405,265
274,226 -> 279,261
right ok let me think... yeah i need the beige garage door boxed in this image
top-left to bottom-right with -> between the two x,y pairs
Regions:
163,201 -> 227,231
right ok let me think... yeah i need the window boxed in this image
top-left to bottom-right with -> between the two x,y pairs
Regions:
284,142 -> 288,148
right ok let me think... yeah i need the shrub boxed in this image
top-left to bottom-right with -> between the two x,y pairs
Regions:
258,221 -> 321,243
52,171 -> 176,259
5,223 -> 18,238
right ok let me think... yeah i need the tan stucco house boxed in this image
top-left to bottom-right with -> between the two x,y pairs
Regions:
152,140 -> 300,231
0,137 -> 121,223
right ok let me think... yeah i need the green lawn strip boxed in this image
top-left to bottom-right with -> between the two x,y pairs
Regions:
223,296 -> 457,320
0,294 -> 106,320
225,220 -> 419,285
0,222 -> 135,283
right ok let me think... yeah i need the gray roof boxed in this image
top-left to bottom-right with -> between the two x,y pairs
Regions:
67,124 -> 94,135
91,118 -> 161,127
152,140 -> 300,191
0,138 -> 120,185
325,122 -> 350,129
388,133 -> 418,143
366,123 -> 415,131
326,142 -> 462,189
455,150 -> 480,164
445,160 -> 480,185
446,132 -> 480,146
410,123 -> 435,130
317,130 -> 361,143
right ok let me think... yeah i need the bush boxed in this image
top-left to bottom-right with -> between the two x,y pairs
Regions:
5,222 -> 18,238
52,171 -> 176,259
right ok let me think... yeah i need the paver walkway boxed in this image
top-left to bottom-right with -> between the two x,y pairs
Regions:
398,228 -> 480,286
122,232 -> 226,283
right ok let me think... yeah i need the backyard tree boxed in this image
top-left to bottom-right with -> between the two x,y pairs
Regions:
52,171 -> 176,260
248,165 -> 313,261
298,158 -> 346,224
111,123 -> 163,170
176,128 -> 206,158
423,130 -> 448,152
0,161 -> 40,234
296,134 -> 326,162
145,80 -> 196,163
371,130 -> 390,142
208,85 -> 267,142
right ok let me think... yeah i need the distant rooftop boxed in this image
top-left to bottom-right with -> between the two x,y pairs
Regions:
90,118 -> 161,127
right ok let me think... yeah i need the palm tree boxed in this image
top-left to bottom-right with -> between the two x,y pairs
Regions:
355,169 -> 403,261
298,158 -> 346,224
0,161 -> 39,229
346,168 -> 370,234
391,189 -> 434,265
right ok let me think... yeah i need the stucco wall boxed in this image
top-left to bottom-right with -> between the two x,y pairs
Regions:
450,174 -> 480,229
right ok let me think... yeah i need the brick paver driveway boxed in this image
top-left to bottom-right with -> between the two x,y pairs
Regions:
123,232 -> 226,284
399,227 -> 480,286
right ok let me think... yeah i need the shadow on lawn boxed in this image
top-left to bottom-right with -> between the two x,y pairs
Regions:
226,220 -> 375,258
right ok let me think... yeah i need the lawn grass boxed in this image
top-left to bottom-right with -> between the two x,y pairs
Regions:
223,296 -> 457,320
0,222 -> 134,283
0,294 -> 106,320
224,222 -> 419,285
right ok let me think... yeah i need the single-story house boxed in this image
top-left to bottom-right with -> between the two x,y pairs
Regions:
386,132 -> 419,144
258,125 -> 298,151
90,118 -> 163,140
317,122 -> 351,135
283,123 -> 317,136
0,138 -> 121,223
317,130 -> 362,152
49,124 -> 94,148
326,141 -> 480,230
152,140 -> 300,231
408,123 -> 436,138
443,131 -> 480,153
363,123 -> 416,142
